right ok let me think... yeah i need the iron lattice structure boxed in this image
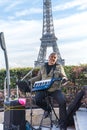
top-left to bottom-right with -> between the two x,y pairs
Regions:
34,0 -> 65,67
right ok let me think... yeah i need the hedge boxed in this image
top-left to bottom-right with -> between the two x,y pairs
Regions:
0,65 -> 87,90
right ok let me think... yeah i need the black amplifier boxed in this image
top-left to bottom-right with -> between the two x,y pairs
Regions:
4,99 -> 26,130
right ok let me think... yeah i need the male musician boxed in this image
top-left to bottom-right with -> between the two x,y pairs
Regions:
28,52 -> 68,130
18,52 -> 67,130
17,52 -> 86,130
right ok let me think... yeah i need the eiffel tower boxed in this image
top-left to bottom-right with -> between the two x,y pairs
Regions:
34,0 -> 65,67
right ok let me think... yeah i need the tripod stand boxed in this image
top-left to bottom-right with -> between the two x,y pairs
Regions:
20,68 -> 35,126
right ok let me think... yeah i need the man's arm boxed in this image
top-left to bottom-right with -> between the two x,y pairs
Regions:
60,65 -> 67,79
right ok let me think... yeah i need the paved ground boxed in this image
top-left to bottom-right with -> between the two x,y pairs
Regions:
0,124 -> 75,130
34,126 -> 75,130
74,108 -> 87,130
0,108 -> 75,130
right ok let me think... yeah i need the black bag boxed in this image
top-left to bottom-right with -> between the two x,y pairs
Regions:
4,99 -> 26,130
17,80 -> 31,93
26,121 -> 32,130
66,90 -> 85,126
26,120 -> 36,130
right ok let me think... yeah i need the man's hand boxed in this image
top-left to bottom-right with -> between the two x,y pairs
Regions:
61,78 -> 67,84
62,79 -> 73,87
61,77 -> 70,86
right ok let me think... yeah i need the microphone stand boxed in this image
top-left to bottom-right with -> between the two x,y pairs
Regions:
21,68 -> 35,81
21,68 -> 35,126
30,81 -> 33,126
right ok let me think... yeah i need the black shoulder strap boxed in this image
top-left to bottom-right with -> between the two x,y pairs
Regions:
53,63 -> 56,71
52,63 -> 56,78
45,62 -> 48,74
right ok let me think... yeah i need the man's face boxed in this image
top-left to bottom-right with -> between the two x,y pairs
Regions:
48,54 -> 57,65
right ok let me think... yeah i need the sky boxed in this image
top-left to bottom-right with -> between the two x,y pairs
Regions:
0,0 -> 87,69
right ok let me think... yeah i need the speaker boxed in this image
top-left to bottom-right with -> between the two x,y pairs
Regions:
4,99 -> 26,130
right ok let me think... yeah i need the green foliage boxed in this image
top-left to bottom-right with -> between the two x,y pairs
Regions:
0,69 -> 6,89
64,65 -> 87,86
0,67 -> 39,89
0,65 -> 87,90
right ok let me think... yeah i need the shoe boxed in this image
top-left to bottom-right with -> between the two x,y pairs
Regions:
60,128 -> 67,130
59,127 -> 67,130
43,111 -> 50,118
60,127 -> 67,130
59,124 -> 67,130
58,120 -> 67,130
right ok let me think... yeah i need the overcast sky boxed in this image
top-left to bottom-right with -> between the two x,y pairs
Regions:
0,0 -> 87,69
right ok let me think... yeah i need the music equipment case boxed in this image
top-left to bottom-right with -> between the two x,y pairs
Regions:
4,99 -> 26,130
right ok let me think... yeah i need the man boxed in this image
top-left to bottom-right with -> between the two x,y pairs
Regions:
28,52 -> 68,130
18,52 -> 68,130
